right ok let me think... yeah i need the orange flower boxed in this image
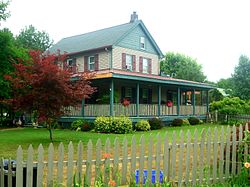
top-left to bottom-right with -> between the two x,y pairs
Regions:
103,153 -> 111,159
244,162 -> 250,169
108,179 -> 116,186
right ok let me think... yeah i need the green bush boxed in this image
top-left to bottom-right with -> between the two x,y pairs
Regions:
148,118 -> 163,130
71,119 -> 92,131
94,116 -> 132,134
94,117 -> 112,133
135,120 -> 150,131
172,118 -> 183,126
188,117 -> 200,125
182,119 -> 190,126
111,116 -> 133,134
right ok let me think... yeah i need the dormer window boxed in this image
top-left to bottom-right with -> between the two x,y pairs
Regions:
140,36 -> 145,50
88,56 -> 95,71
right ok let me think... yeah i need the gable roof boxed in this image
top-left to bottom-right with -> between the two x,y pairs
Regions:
49,20 -> 163,57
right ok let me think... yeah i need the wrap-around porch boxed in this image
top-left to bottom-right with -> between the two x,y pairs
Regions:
65,77 -> 210,118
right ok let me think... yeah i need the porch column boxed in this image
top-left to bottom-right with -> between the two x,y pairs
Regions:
177,87 -> 180,115
206,90 -> 209,113
136,83 -> 140,117
110,79 -> 114,116
81,98 -> 85,117
158,85 -> 161,116
192,89 -> 196,115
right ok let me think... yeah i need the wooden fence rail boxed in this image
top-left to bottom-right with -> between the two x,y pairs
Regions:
0,125 -> 249,187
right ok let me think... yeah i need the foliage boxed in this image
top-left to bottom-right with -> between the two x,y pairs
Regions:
232,55 -> 250,100
160,52 -> 206,82
183,119 -> 191,126
0,0 -> 10,22
71,119 -> 92,131
94,116 -> 133,134
209,97 -> 250,115
172,118 -> 183,126
148,117 -> 163,130
188,117 -> 200,125
135,120 -> 150,131
4,50 -> 95,141
16,25 -> 53,52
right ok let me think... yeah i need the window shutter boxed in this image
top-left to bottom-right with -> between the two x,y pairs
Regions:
148,58 -> 152,74
139,56 -> 143,73
94,54 -> 99,71
148,88 -> 152,104
132,87 -> 136,103
132,55 -> 136,72
122,53 -> 126,69
84,56 -> 88,71
121,87 -> 125,100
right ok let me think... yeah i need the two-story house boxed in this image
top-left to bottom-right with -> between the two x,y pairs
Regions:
49,12 -> 214,123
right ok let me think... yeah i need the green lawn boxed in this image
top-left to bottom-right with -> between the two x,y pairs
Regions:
0,123 -> 224,159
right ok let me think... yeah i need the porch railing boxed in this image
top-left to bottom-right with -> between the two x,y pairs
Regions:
65,104 -> 207,117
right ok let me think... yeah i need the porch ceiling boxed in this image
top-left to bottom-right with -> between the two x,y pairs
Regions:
87,69 -> 215,90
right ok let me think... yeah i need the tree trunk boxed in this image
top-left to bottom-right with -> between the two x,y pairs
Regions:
47,124 -> 53,142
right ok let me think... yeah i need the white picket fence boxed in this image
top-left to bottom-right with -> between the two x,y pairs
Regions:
0,125 -> 249,187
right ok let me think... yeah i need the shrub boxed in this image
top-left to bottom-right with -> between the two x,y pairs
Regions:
148,118 -> 163,130
94,117 -> 112,133
71,120 -> 83,130
71,119 -> 92,131
182,119 -> 190,126
81,122 -> 93,131
172,118 -> 183,126
188,117 -> 200,125
94,116 -> 133,134
111,116 -> 133,134
135,120 -> 150,131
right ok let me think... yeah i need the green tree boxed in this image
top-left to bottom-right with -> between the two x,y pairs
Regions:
232,55 -> 250,100
0,0 -> 10,23
160,52 -> 207,82
16,25 -> 53,52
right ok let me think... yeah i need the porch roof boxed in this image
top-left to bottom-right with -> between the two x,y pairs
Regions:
88,69 -> 215,90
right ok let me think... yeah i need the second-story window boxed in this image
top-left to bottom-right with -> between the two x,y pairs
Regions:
126,54 -> 133,71
140,36 -> 145,50
143,58 -> 148,73
88,56 -> 95,71
67,58 -> 76,66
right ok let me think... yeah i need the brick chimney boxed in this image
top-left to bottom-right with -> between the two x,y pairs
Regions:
130,11 -> 138,23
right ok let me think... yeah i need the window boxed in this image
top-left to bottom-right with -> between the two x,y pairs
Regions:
140,36 -> 145,50
125,87 -> 132,98
88,56 -> 95,71
143,58 -> 148,73
125,54 -> 133,71
67,58 -> 75,66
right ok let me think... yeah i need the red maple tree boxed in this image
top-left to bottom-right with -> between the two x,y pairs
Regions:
5,50 -> 96,141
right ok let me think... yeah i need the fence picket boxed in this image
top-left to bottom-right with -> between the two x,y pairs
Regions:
225,126 -> 231,178
26,145 -> 34,187
16,146 -> 23,187
212,127 -> 219,183
163,132 -> 170,181
139,135 -> 145,185
77,141 -> 83,184
156,133 -> 161,184
237,125 -> 243,174
86,140 -> 93,186
121,137 -> 128,185
104,138 -> 111,185
57,143 -> 64,186
113,138 -> 119,182
218,126 -> 225,183
7,158 -> 12,187
185,130 -> 191,186
147,134 -> 153,186
37,144 -> 44,187
130,136 -> 136,181
199,129 -> 205,184
0,158 -> 4,187
192,129 -> 198,186
47,143 -> 54,187
244,124 -> 249,162
231,126 -> 237,175
67,141 -> 74,187
178,130 -> 184,187
95,139 -> 102,180
206,128 -> 212,184
171,131 -> 177,181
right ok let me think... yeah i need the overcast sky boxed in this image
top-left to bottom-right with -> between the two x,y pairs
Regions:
2,0 -> 250,82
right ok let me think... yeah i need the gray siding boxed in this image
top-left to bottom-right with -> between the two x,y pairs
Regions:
117,25 -> 158,55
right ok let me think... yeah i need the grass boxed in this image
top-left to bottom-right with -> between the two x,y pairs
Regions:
0,123 -> 224,159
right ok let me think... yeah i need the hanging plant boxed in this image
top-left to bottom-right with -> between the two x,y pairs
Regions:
122,98 -> 130,107
166,100 -> 173,107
